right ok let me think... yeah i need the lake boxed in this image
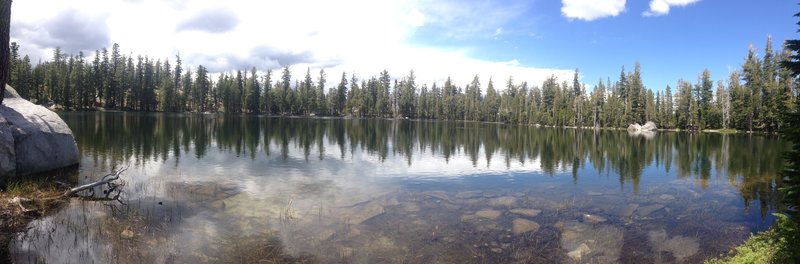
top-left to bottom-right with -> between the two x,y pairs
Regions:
10,112 -> 785,263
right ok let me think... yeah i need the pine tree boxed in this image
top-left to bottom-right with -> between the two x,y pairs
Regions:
743,45 -> 763,132
696,69 -> 713,129
316,69 -> 326,115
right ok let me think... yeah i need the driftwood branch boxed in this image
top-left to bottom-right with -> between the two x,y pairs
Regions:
63,166 -> 127,197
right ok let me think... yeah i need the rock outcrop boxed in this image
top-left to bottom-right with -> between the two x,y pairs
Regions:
0,85 -> 79,176
627,121 -> 657,139
627,121 -> 657,132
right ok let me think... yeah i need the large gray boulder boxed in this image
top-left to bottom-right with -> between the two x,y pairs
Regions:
627,121 -> 658,132
0,85 -> 79,176
0,114 -> 15,175
641,121 -> 657,131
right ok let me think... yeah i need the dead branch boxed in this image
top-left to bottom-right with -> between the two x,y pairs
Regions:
63,166 -> 128,198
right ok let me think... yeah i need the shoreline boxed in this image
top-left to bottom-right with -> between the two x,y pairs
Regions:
59,109 -> 776,135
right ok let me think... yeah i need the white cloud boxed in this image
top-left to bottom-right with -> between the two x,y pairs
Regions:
561,0 -> 626,21
10,0 -> 575,92
643,0 -> 700,16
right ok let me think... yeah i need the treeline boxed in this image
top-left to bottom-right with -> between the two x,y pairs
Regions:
6,36 -> 797,131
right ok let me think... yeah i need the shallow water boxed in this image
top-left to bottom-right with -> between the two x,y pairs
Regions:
11,112 -> 785,263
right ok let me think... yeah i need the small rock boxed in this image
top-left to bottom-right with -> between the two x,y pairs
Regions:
488,196 -> 518,207
318,229 -> 335,241
475,209 -> 503,220
402,202 -> 421,212
510,208 -> 542,217
121,229 -> 135,239
637,204 -> 665,217
620,203 -> 639,217
658,194 -> 675,201
490,247 -> 503,253
583,214 -> 607,224
567,243 -> 592,261
512,218 -> 540,234
422,191 -> 450,201
567,249 -> 582,261
455,191 -> 483,199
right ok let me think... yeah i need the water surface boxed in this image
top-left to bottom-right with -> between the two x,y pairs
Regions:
11,112 -> 785,263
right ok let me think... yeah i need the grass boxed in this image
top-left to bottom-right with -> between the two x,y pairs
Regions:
0,173 -> 75,262
716,128 -> 739,134
705,214 -> 800,264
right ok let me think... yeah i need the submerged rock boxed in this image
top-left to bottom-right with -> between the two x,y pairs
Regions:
455,191 -> 483,199
558,221 -> 623,263
583,214 -> 607,224
619,203 -> 639,218
647,229 -> 699,262
345,202 -> 385,224
637,204 -> 665,217
566,243 -> 591,261
474,209 -> 503,220
509,208 -> 541,217
0,86 -> 79,176
511,218 -> 540,235
488,196 -> 518,207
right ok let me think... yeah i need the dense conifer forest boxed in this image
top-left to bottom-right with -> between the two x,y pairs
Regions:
6,36 -> 796,131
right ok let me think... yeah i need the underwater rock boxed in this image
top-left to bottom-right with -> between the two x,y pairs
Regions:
455,191 -> 483,199
658,194 -> 676,201
583,214 -> 607,224
512,218 -> 540,235
637,204 -> 665,217
422,190 -> 450,201
620,203 -> 639,217
558,221 -> 623,263
647,229 -> 699,262
488,196 -> 518,207
567,243 -> 591,261
509,208 -> 542,217
346,202 -> 385,224
474,209 -> 503,220
121,229 -> 135,239
402,202 -> 421,212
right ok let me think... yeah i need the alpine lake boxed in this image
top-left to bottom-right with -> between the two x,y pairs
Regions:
9,112 -> 786,263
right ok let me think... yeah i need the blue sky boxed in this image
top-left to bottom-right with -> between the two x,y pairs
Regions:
407,0 -> 798,91
9,0 -> 800,92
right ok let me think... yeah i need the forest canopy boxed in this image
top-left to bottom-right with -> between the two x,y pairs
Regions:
6,36 -> 797,131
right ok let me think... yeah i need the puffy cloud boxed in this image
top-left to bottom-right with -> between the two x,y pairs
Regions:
643,0 -> 700,16
176,8 -> 239,33
12,9 -> 110,54
10,0 -> 575,91
561,0 -> 626,21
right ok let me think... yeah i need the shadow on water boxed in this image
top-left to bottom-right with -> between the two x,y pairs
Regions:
10,112 -> 788,263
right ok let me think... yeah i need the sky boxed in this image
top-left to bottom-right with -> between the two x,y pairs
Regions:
9,0 -> 799,92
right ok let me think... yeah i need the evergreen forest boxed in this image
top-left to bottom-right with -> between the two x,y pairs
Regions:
6,36 -> 796,131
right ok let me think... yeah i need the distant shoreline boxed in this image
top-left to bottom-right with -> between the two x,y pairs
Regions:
55,109 -> 778,135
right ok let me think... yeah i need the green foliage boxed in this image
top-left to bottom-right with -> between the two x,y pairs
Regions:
5,40 -> 796,129
705,214 -> 800,264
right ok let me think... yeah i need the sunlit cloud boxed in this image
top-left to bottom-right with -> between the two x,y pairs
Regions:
11,0 -> 576,91
643,0 -> 700,16
561,0 -> 626,21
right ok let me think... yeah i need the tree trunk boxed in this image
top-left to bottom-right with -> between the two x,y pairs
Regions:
0,0 -> 11,105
